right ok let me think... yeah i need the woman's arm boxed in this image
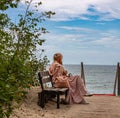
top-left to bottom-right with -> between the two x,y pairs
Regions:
63,69 -> 68,75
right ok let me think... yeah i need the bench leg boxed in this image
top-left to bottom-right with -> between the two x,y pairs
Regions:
40,91 -> 45,108
57,92 -> 60,109
65,90 -> 68,99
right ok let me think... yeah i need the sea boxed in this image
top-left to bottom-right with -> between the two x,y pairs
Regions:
63,64 -> 117,94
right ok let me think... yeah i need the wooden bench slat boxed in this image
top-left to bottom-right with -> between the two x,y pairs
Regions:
44,87 -> 60,91
44,87 -> 68,92
39,71 -> 50,76
42,77 -> 51,83
58,88 -> 68,92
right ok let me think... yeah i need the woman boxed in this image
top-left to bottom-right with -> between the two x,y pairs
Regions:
49,53 -> 89,104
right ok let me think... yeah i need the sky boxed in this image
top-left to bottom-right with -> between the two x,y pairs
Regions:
6,0 -> 120,65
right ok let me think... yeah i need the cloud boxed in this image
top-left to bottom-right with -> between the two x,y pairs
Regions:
41,27 -> 120,50
58,26 -> 99,32
93,36 -> 120,49
20,0 -> 120,21
19,0 -> 120,64
38,27 -> 120,64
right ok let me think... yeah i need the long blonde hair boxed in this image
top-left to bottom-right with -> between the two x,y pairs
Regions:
53,53 -> 63,65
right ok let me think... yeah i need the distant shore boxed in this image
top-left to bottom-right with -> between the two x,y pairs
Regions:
10,86 -> 120,118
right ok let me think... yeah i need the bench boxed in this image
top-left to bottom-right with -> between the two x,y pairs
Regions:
38,71 -> 69,109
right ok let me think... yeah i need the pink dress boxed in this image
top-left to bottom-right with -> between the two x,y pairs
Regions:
49,61 -> 87,104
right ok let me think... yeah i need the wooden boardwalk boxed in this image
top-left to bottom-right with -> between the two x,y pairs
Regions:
10,87 -> 120,118
65,96 -> 120,118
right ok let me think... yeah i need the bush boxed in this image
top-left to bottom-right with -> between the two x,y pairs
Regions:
0,0 -> 55,117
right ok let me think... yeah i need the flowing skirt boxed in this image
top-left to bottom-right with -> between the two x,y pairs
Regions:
66,75 -> 87,104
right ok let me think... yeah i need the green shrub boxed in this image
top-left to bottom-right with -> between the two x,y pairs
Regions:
0,0 -> 55,117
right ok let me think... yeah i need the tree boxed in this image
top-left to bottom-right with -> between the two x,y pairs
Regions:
0,0 -> 20,10
0,0 -> 55,117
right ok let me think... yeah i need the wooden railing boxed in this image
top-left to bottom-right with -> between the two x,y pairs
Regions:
117,63 -> 120,95
81,62 -> 86,86
113,62 -> 120,96
81,62 -> 120,96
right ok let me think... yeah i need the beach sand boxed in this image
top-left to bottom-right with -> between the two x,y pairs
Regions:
10,86 -> 120,118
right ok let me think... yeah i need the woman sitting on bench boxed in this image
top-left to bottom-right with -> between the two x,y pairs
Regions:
49,53 -> 89,104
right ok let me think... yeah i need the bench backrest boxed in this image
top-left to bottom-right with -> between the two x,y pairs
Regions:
38,71 -> 53,90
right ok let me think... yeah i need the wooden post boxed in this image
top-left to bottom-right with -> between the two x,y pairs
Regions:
81,62 -> 86,86
118,63 -> 120,96
113,63 -> 119,95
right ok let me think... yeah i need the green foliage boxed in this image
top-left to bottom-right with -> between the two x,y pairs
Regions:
0,0 -> 55,117
0,0 -> 20,10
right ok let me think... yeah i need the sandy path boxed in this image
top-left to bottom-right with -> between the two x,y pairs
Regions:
10,86 -> 120,118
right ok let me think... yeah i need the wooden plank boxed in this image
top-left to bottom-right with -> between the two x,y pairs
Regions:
81,62 -> 86,85
118,63 -> 120,95
58,88 -> 68,92
42,77 -> 51,83
40,71 -> 49,76
113,63 -> 119,95
44,87 -> 68,92
44,87 -> 60,91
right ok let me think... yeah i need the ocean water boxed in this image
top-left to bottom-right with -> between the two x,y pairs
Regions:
64,64 -> 117,94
